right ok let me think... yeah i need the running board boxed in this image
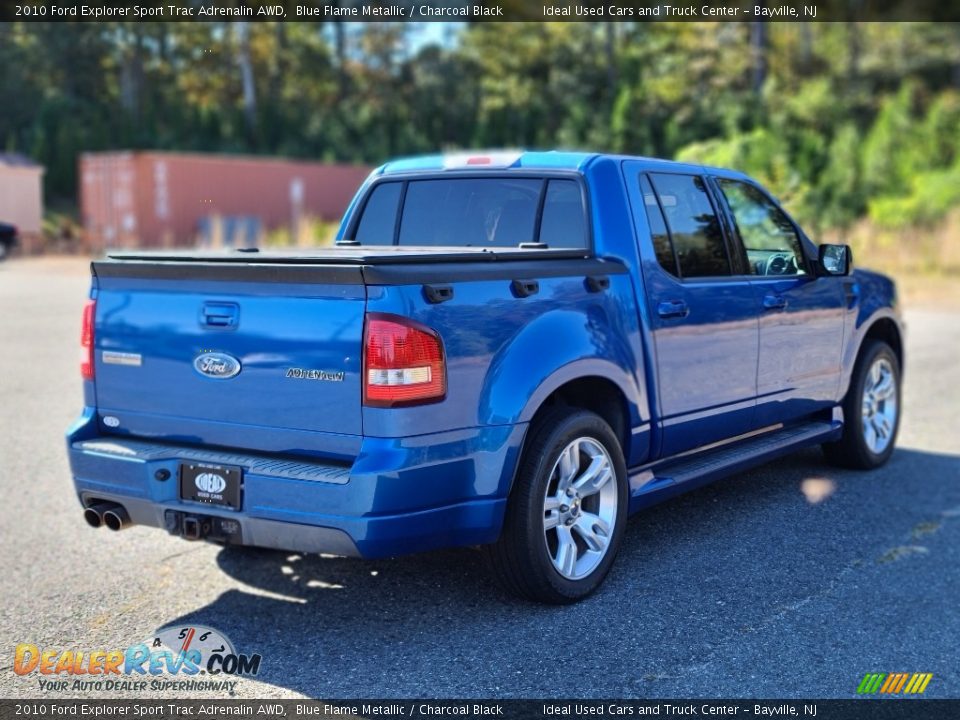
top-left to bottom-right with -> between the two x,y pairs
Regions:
631,420 -> 841,497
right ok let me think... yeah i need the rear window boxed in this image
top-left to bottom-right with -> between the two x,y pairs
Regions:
354,182 -> 402,245
350,177 -> 587,249
539,180 -> 588,249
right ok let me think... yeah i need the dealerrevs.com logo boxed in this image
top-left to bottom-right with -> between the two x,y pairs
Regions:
14,625 -> 262,693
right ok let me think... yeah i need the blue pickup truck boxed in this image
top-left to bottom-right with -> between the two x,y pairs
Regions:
67,151 -> 903,603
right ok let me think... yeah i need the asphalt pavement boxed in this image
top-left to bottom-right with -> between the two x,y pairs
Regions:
0,257 -> 957,700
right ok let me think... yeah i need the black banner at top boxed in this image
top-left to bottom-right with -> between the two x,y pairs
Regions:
2,0 -> 960,22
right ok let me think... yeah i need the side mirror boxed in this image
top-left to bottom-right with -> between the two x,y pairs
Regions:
818,244 -> 852,276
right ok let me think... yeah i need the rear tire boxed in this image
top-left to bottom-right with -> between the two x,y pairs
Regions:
486,407 -> 628,604
823,340 -> 901,470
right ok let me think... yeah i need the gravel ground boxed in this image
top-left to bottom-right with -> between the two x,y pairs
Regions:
0,257 -> 957,700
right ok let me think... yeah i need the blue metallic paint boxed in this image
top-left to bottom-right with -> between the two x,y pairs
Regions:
751,274 -> 846,427
838,268 -> 903,395
92,275 -> 366,454
68,151 -> 902,560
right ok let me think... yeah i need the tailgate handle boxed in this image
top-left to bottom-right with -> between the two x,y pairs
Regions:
201,302 -> 239,328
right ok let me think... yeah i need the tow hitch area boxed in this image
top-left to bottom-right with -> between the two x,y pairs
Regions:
164,510 -> 243,544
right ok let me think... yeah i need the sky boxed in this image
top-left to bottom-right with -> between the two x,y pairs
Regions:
411,22 -> 463,51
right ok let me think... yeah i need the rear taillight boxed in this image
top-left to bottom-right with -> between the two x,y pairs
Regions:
363,314 -> 446,407
80,300 -> 95,381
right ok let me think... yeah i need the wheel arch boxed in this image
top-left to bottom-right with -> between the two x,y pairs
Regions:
840,310 -> 904,401
862,316 -> 904,372
503,373 -> 635,499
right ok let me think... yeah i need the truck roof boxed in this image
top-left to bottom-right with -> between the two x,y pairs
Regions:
379,150 -> 598,174
377,150 -> 749,180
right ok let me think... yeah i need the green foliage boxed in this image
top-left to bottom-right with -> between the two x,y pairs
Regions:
916,91 -> 960,170
1,21 -> 959,234
816,124 -> 865,230
861,82 -> 923,199
869,166 -> 960,228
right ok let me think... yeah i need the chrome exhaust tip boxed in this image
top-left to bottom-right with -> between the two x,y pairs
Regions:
83,502 -> 114,529
103,505 -> 132,531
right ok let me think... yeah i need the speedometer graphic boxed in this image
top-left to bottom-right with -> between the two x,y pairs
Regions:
151,624 -> 236,666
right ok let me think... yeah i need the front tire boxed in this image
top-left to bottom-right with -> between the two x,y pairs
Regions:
486,407 -> 628,604
823,340 -> 901,469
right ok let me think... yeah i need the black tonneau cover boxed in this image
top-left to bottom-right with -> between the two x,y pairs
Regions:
104,246 -> 590,265
93,247 -> 628,286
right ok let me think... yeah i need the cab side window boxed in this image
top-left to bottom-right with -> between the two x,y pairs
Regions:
649,173 -> 731,278
716,179 -> 807,276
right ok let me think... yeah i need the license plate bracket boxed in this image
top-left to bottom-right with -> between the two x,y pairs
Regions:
179,462 -> 242,510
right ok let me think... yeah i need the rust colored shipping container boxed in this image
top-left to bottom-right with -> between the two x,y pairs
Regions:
79,151 -> 372,249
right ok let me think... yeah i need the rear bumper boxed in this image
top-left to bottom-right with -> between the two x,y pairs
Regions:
67,409 -> 526,559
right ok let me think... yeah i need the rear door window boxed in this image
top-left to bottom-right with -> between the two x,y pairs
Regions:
649,173 -> 731,278
640,175 -> 679,277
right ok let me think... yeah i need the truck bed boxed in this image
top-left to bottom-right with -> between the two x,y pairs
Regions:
87,244 -> 629,461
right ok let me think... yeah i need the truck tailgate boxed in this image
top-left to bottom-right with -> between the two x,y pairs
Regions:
91,261 -> 365,457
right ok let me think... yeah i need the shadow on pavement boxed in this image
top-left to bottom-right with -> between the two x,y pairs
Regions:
163,446 -> 960,698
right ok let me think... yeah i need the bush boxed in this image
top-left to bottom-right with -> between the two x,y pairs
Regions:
869,165 -> 960,228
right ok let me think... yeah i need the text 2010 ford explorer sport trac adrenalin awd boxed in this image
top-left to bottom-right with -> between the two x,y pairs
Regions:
67,151 -> 903,603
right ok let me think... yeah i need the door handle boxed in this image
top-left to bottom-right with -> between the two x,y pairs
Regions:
763,294 -> 788,311
657,300 -> 689,319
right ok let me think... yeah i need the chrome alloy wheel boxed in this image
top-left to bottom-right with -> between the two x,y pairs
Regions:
861,357 -> 898,454
542,437 -> 618,580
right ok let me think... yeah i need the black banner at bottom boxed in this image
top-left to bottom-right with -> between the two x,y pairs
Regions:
1,700 -> 956,720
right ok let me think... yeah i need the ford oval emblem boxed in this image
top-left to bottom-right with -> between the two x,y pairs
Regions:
194,472 -> 227,494
194,352 -> 241,379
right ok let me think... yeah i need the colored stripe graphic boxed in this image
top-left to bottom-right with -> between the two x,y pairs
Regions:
857,673 -> 886,694
858,673 -> 933,694
880,673 -> 904,693
905,673 -> 934,694
893,673 -> 909,693
904,674 -> 920,694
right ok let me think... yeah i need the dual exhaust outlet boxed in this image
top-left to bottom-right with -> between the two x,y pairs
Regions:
83,502 -> 131,531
